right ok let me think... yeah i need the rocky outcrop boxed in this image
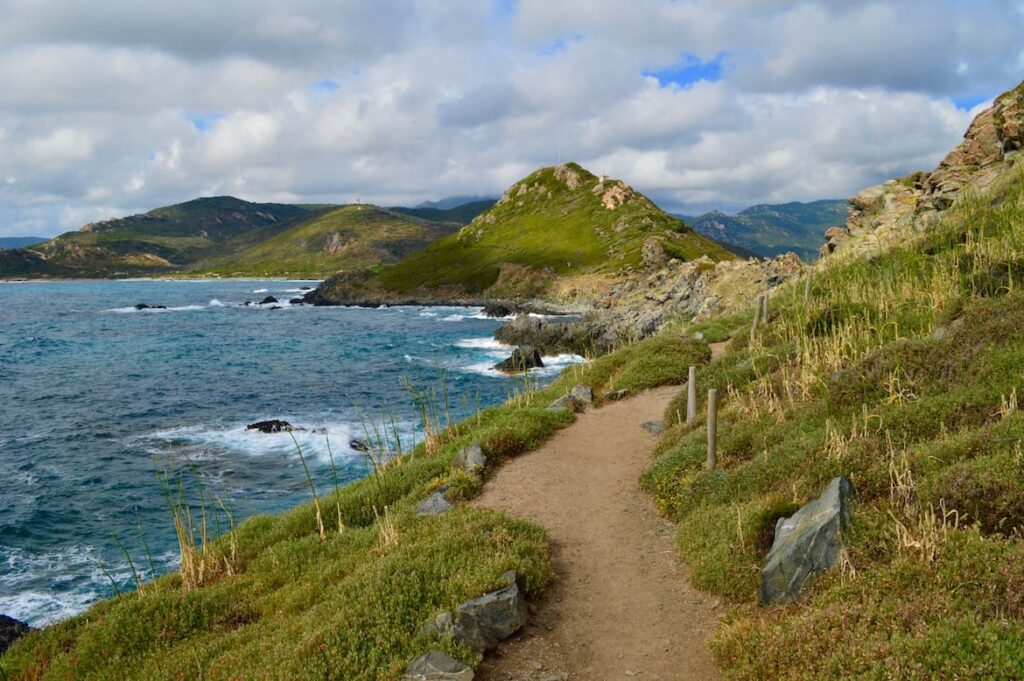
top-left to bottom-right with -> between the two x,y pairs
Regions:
258,296 -> 278,305
246,419 -> 294,434
494,346 -> 544,373
824,80 -> 1024,261
401,652 -> 474,680
432,571 -> 527,653
0,614 -> 33,654
759,476 -> 854,605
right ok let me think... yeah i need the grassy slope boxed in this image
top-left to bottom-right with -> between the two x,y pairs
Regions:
644,170 -> 1024,677
369,163 -> 734,296
683,199 -> 849,261
0,334 -> 710,680
193,205 -> 462,278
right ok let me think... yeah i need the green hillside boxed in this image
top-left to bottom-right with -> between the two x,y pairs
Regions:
195,205 -> 463,277
317,163 -> 734,302
0,197 -> 484,279
682,199 -> 850,261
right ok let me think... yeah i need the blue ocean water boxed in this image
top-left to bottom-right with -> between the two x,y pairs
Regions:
0,279 -> 580,626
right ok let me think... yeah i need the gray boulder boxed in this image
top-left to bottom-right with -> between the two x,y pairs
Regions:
417,487 -> 452,517
546,384 -> 594,413
570,384 -> 593,407
452,444 -> 486,477
401,651 -> 474,680
759,476 -> 855,605
434,571 -> 527,653
640,420 -> 665,436
605,389 -> 629,402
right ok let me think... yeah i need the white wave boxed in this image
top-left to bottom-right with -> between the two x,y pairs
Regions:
208,298 -> 226,307
419,311 -> 437,317
252,288 -> 269,293
440,314 -> 466,322
454,337 -> 509,351
142,418 -> 415,466
0,545 -> 177,627
107,304 -> 207,314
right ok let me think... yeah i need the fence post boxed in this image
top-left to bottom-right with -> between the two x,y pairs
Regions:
750,293 -> 764,341
706,388 -> 718,470
687,366 -> 697,425
804,266 -> 813,303
761,291 -> 769,324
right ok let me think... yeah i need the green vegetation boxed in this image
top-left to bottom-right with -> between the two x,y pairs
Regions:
195,205 -> 461,278
353,163 -> 733,297
644,170 -> 1024,677
682,200 -> 850,261
0,197 -> 487,279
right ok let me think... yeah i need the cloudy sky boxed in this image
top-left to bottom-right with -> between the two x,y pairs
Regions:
1,0 -> 1022,237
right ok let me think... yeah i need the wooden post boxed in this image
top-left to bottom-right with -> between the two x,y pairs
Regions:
706,388 -> 718,470
750,293 -> 764,341
804,266 -> 813,303
761,291 -> 769,324
686,366 -> 697,425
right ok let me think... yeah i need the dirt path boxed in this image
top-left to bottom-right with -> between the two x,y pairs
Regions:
472,385 -> 720,681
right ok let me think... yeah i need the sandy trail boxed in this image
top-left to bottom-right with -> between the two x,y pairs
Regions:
472,384 -> 720,681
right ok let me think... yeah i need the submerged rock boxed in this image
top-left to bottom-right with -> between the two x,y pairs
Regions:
494,346 -> 544,373
246,419 -> 294,434
759,476 -> 855,605
0,614 -> 33,654
433,571 -> 527,653
401,651 -> 474,680
452,444 -> 486,477
259,296 -> 279,305
133,303 -> 167,310
289,298 -> 305,305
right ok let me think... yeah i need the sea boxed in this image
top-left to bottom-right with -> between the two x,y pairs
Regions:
0,279 -> 581,627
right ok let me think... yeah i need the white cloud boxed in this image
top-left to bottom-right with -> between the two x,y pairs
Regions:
0,0 -> 1020,236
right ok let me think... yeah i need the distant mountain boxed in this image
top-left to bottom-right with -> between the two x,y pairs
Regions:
0,236 -> 48,249
391,199 -> 495,225
679,200 -> 849,261
0,195 -> 481,279
314,162 -> 735,303
415,195 -> 496,210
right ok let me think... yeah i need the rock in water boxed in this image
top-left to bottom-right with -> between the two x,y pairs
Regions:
417,489 -> 452,516
349,438 -> 371,452
401,651 -> 474,680
246,419 -> 293,434
434,571 -> 527,653
494,346 -> 544,373
452,444 -> 487,476
259,296 -> 279,305
759,476 -> 854,605
0,614 -> 33,654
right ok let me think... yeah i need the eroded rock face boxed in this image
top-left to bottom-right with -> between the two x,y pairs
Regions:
759,476 -> 855,605
434,571 -> 527,653
401,651 -> 474,681
0,614 -> 32,654
824,80 -> 1024,262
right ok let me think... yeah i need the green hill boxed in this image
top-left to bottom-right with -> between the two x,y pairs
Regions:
0,197 -> 484,279
680,199 -> 849,261
195,205 -> 463,277
316,163 -> 735,302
